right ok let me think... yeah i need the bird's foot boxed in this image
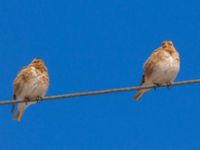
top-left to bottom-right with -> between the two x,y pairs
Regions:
153,83 -> 163,91
36,96 -> 42,103
24,97 -> 31,105
166,81 -> 173,88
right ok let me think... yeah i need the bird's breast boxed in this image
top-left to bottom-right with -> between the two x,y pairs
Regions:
149,55 -> 179,84
16,71 -> 48,100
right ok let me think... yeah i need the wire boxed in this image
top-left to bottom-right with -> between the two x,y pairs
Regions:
1,79 -> 200,106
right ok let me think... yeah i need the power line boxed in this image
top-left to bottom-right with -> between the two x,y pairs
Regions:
1,79 -> 200,106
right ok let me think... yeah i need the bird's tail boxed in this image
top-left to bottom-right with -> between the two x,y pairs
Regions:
13,110 -> 24,122
133,89 -> 149,101
133,81 -> 153,101
13,104 -> 26,122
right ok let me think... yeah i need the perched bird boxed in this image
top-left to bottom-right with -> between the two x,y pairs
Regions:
134,40 -> 180,101
12,58 -> 49,122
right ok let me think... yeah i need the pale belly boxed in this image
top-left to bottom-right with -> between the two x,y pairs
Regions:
149,57 -> 179,84
17,77 -> 48,108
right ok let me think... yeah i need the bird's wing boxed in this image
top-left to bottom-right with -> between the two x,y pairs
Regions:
12,67 -> 33,112
142,48 -> 164,82
13,67 -> 33,98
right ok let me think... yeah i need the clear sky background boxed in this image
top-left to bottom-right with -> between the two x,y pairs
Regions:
0,0 -> 200,150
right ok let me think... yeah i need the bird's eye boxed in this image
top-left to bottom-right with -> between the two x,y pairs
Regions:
168,42 -> 173,46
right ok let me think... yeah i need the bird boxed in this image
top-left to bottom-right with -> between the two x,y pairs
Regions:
134,40 -> 180,101
12,58 -> 49,122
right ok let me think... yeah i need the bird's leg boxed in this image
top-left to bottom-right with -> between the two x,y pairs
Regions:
24,97 -> 31,105
166,81 -> 173,88
36,96 -> 42,103
153,83 -> 162,91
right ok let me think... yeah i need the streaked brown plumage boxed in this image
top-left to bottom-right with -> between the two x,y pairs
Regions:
12,58 -> 49,122
134,40 -> 180,101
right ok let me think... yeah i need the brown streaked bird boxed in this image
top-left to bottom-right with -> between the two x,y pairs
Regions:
12,58 -> 49,122
134,40 -> 180,101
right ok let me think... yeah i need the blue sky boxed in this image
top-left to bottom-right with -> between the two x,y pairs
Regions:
0,0 -> 200,149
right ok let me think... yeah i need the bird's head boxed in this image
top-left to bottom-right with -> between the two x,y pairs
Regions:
30,58 -> 48,72
32,57 -> 44,64
161,40 -> 174,49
